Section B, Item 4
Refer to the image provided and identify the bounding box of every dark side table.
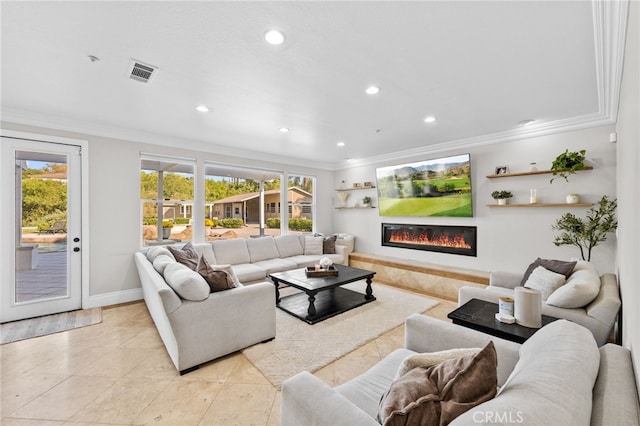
[447,298,559,344]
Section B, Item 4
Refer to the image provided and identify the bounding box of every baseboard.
[84,288,143,309]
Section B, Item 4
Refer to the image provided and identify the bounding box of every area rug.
[0,308,102,344]
[242,283,438,388]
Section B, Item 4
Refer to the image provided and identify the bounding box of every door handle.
[73,247,80,252]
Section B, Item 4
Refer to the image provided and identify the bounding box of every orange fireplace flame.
[389,229,472,249]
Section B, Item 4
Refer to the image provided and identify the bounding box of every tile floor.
[0,294,457,426]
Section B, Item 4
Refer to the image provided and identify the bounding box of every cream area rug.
[242,282,438,388]
[0,308,102,344]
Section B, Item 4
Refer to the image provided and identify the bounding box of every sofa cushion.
[152,254,175,275]
[379,341,497,426]
[212,238,251,265]
[192,243,217,265]
[274,235,304,258]
[168,242,200,270]
[304,235,323,255]
[197,257,238,292]
[523,266,566,301]
[520,258,576,286]
[546,261,600,308]
[246,237,280,262]
[452,320,600,426]
[231,263,267,283]
[146,246,175,263]
[253,258,298,275]
[163,262,210,301]
[323,235,337,254]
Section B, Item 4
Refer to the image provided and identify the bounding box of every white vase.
[566,194,580,204]
[497,198,507,205]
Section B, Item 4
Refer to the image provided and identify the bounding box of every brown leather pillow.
[323,235,337,254]
[167,242,199,271]
[197,256,237,292]
[378,341,497,426]
[520,258,577,285]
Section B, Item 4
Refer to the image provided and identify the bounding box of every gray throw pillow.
[520,258,576,286]
[197,256,238,292]
[323,235,337,254]
[168,242,199,270]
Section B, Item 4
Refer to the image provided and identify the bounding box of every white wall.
[616,0,640,386]
[333,124,617,274]
[0,122,334,304]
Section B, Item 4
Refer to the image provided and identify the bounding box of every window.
[140,155,194,246]
[287,174,315,233]
[204,162,283,240]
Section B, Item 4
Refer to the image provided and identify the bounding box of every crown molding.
[1,108,336,171]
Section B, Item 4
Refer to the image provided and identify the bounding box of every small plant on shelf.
[550,149,586,183]
[362,196,372,207]
[491,190,513,205]
[552,195,617,261]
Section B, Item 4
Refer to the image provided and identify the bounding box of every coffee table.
[447,298,560,344]
[269,264,376,324]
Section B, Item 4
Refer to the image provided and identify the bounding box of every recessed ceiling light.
[519,119,536,126]
[280,127,289,133]
[337,141,345,147]
[424,116,437,123]
[196,105,209,113]
[366,86,380,95]
[265,29,285,45]
[88,55,100,63]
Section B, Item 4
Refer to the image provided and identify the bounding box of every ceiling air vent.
[127,60,157,84]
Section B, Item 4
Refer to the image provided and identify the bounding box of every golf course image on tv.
[375,153,473,217]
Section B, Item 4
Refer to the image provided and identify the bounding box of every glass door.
[1,137,82,322]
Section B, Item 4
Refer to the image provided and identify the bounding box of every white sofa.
[134,234,354,373]
[282,314,640,426]
[458,270,620,346]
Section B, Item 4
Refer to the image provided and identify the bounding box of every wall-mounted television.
[375,153,473,217]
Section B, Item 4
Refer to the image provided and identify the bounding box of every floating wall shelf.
[486,166,593,179]
[486,203,593,208]
[335,186,376,191]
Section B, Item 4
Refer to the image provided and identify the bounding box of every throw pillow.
[197,257,238,292]
[520,258,576,285]
[323,235,337,254]
[304,235,323,255]
[163,262,210,301]
[146,246,175,263]
[168,242,199,270]
[152,254,175,276]
[378,341,498,426]
[523,266,567,301]
[395,347,481,379]
[546,263,600,308]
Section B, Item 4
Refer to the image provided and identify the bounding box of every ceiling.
[0,1,626,170]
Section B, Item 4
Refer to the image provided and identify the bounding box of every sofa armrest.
[281,371,378,426]
[404,314,521,386]
[586,273,621,327]
[489,271,523,289]
[591,344,640,425]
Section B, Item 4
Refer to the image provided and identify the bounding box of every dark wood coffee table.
[447,298,560,344]
[269,264,376,324]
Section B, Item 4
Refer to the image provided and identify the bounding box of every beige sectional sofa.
[134,234,354,373]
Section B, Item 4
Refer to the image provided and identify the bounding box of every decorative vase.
[497,198,507,205]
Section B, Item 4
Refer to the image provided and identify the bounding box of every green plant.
[162,220,174,228]
[491,190,513,199]
[266,218,280,228]
[362,196,372,204]
[219,218,243,228]
[550,149,586,183]
[174,217,190,225]
[288,218,313,231]
[552,195,617,261]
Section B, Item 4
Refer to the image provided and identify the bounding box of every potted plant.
[491,190,513,205]
[552,195,617,261]
[362,196,372,207]
[162,220,174,239]
[550,149,587,183]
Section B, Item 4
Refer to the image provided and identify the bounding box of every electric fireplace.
[381,223,477,257]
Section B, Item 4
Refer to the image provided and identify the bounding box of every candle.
[529,188,537,204]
